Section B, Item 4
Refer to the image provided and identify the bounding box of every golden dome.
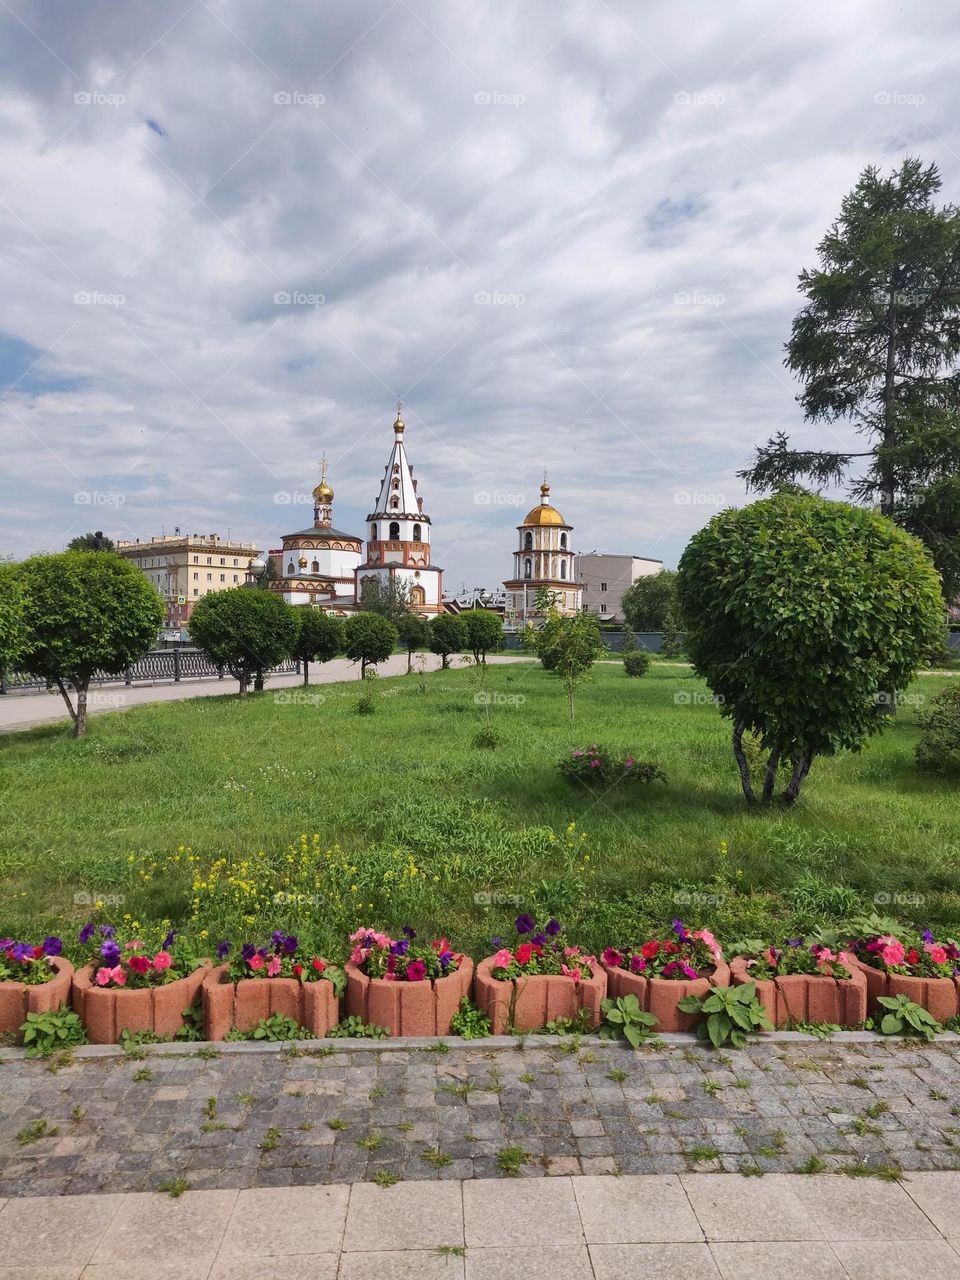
[313,480,334,503]
[393,406,405,434]
[298,555,308,568]
[522,503,566,526]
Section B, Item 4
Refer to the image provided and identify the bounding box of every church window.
[371,524,377,540]
[523,558,532,579]
[410,585,425,605]
[389,521,400,539]
[560,561,567,580]
[287,562,294,574]
[311,560,319,573]
[524,531,533,550]
[390,496,399,509]
[413,523,422,542]
[560,533,567,549]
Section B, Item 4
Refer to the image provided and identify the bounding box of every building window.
[311,560,319,573]
[389,521,400,539]
[523,558,532,579]
[370,523,377,540]
[390,496,399,509]
[524,531,533,550]
[206,557,212,564]
[560,561,567,580]
[233,559,238,566]
[413,523,422,542]
[600,582,607,592]
[600,603,607,613]
[193,588,198,596]
[410,585,425,605]
[206,573,212,582]
[232,574,238,582]
[220,573,225,582]
[560,533,567,549]
[287,562,294,574]
[220,557,225,565]
[193,572,198,581]
[193,556,198,563]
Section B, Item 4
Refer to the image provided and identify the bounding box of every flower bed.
[201,933,343,1039]
[71,923,208,1043]
[558,744,667,788]
[729,941,867,1027]
[0,937,73,1036]
[344,928,473,1036]
[847,928,960,1021]
[473,916,606,1033]
[600,922,729,1032]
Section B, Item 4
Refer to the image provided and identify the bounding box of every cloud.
[1,0,959,588]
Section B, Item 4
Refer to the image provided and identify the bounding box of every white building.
[268,459,363,611]
[502,479,582,627]
[579,553,663,622]
[355,406,443,614]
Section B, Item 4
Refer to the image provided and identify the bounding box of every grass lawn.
[1,661,958,958]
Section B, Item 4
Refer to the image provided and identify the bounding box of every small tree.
[676,493,944,806]
[291,607,343,685]
[0,561,27,678]
[344,612,397,678]
[531,608,605,719]
[621,570,676,632]
[188,588,297,696]
[915,683,960,776]
[428,614,467,669]
[620,623,637,654]
[359,576,412,625]
[67,530,115,552]
[463,609,503,665]
[395,612,430,674]
[15,551,164,736]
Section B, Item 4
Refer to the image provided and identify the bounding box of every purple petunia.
[42,936,63,957]
[162,930,175,950]
[390,939,409,957]
[283,935,298,955]
[490,937,502,948]
[922,928,935,944]
[217,941,231,961]
[241,943,256,962]
[79,923,95,944]
[515,914,535,935]
[271,930,285,947]
[545,919,561,936]
[402,926,417,940]
[11,943,32,962]
[100,941,121,965]
[99,925,116,939]
[532,933,547,947]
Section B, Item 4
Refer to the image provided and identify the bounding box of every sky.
[2,0,959,592]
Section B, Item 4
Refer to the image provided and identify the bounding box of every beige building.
[116,533,261,628]
[579,553,663,622]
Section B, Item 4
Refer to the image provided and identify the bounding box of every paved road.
[0,654,533,733]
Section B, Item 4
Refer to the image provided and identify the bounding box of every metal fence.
[0,649,300,694]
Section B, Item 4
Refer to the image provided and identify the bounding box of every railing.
[0,649,300,694]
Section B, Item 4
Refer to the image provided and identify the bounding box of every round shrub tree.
[0,561,27,678]
[188,587,297,696]
[16,551,164,736]
[676,493,944,805]
[428,613,467,669]
[395,612,429,674]
[463,609,503,665]
[915,683,960,776]
[343,611,397,678]
[292,607,343,685]
[623,649,650,678]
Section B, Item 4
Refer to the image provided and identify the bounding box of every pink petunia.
[95,966,113,986]
[926,943,948,966]
[267,955,282,977]
[110,966,126,986]
[561,964,582,982]
[153,951,172,971]
[248,954,264,971]
[877,936,905,967]
[493,949,512,969]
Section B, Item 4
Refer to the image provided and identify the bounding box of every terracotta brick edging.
[344,958,474,1036]
[729,955,867,1028]
[600,960,731,1033]
[201,964,340,1040]
[846,954,960,1022]
[0,957,74,1036]
[72,961,209,1044]
[473,956,607,1034]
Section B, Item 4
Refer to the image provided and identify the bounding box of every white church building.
[268,406,442,615]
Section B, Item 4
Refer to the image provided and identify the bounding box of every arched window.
[524,531,533,550]
[560,560,567,580]
[390,496,399,509]
[389,521,400,540]
[410,585,425,605]
[523,558,532,580]
[370,524,377,541]
[560,532,567,550]
[413,523,422,542]
[311,560,319,573]
[287,562,294,574]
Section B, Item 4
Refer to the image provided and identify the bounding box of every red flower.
[292,963,303,978]
[406,959,427,982]
[906,949,920,966]
[516,943,533,966]
[32,946,43,959]
[312,957,326,972]
[641,940,660,959]
[128,954,151,974]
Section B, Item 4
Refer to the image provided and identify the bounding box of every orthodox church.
[502,478,582,624]
[268,406,442,615]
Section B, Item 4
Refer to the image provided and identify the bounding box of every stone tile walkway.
[3,1172,960,1278]
[2,1037,960,1198]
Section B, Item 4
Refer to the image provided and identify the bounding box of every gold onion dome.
[313,479,334,502]
[393,405,405,434]
[522,479,566,526]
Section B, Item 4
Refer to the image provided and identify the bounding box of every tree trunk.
[302,660,309,686]
[238,673,248,696]
[568,685,575,720]
[761,744,781,803]
[54,677,79,729]
[441,654,449,669]
[880,291,897,518]
[782,749,813,806]
[75,682,89,738]
[732,720,755,804]
[360,658,367,679]
[254,668,264,692]
[406,648,412,675]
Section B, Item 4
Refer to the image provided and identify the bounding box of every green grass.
[1,663,959,950]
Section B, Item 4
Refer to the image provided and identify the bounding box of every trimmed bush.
[623,650,650,678]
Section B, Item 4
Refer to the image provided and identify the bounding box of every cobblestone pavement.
[2,1037,960,1198]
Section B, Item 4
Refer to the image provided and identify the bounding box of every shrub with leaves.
[870,994,942,1040]
[450,997,492,1039]
[599,994,658,1047]
[623,650,650,678]
[20,1008,89,1057]
[558,744,666,788]
[915,682,960,776]
[677,982,773,1048]
[327,1016,390,1039]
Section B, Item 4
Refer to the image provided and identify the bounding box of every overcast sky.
[1,0,958,591]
